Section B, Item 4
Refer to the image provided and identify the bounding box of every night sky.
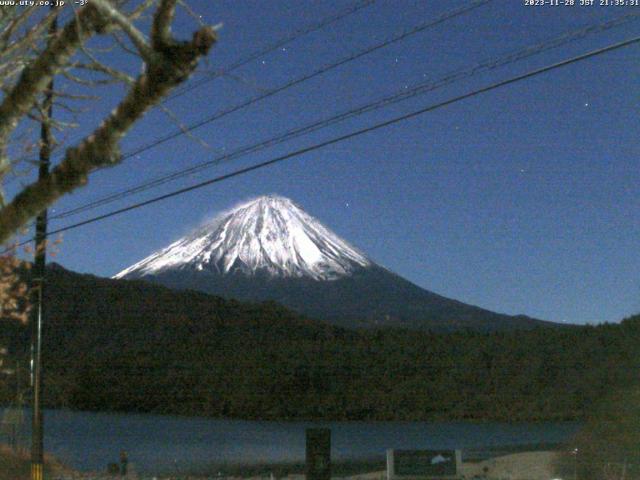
[9,0,640,325]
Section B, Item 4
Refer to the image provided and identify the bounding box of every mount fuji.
[115,195,552,331]
[116,195,370,282]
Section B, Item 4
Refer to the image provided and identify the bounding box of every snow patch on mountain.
[114,195,371,281]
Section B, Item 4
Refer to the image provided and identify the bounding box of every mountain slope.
[115,195,554,332]
[143,265,549,331]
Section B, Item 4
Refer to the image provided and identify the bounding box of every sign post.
[306,428,331,480]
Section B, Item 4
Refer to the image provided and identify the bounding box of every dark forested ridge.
[0,264,637,422]
[138,264,554,332]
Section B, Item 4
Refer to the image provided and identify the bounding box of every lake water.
[1,409,581,475]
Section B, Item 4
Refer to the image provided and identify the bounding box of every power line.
[50,11,640,220]
[11,0,488,192]
[165,0,377,101]
[46,0,492,219]
[66,0,493,170]
[8,0,375,173]
[5,34,632,251]
[45,0,495,220]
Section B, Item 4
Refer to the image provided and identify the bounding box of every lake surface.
[1,409,581,475]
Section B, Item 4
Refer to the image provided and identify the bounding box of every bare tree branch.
[92,0,154,62]
[151,0,177,48]
[71,61,135,85]
[0,20,217,244]
[0,6,36,51]
[178,0,206,27]
[0,8,58,61]
[112,30,143,58]
[61,69,122,87]
[0,5,112,173]
[50,90,100,101]
[128,0,157,21]
[158,103,213,152]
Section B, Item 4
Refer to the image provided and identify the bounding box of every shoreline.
[0,443,565,480]
[0,434,571,478]
[5,405,583,424]
[0,403,585,425]
[45,452,562,480]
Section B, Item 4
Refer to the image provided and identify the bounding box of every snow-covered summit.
[114,195,371,281]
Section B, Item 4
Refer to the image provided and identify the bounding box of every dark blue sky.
[13,0,640,325]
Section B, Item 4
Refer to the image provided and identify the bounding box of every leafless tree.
[0,0,217,245]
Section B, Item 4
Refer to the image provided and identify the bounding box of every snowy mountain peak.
[114,195,371,281]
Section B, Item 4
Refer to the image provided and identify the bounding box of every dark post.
[305,428,331,480]
[14,359,21,452]
[31,7,57,480]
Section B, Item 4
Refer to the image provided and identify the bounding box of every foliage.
[0,254,30,324]
[556,385,640,480]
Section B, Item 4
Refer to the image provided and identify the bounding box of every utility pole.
[31,6,57,480]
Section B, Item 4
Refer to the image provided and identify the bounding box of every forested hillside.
[0,265,637,421]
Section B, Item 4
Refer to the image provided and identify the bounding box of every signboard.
[387,449,461,479]
[306,428,331,480]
